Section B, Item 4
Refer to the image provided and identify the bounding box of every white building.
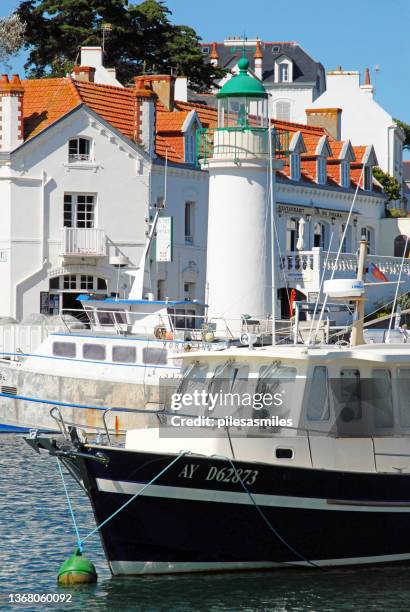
[0,64,208,321]
[201,38,325,123]
[308,68,405,182]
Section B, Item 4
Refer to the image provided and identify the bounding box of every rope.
[80,451,187,546]
[215,454,321,570]
[56,458,83,553]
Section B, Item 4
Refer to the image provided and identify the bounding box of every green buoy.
[57,549,97,585]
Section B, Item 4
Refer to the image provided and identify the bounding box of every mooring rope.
[213,454,321,570]
[56,450,187,551]
[56,458,83,553]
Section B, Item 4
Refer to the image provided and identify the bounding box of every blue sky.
[2,0,410,122]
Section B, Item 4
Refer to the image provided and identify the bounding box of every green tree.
[16,0,224,89]
[372,166,401,202]
[394,118,410,150]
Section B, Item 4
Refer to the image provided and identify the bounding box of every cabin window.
[372,369,393,428]
[68,137,91,162]
[178,362,209,398]
[253,363,297,425]
[336,369,362,422]
[142,347,168,365]
[83,343,106,361]
[307,366,329,421]
[397,369,410,427]
[52,342,76,358]
[97,311,115,326]
[207,362,250,415]
[112,346,136,363]
[114,311,127,325]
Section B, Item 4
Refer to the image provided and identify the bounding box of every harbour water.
[1,434,410,611]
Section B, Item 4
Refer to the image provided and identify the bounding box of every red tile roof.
[17,75,382,194]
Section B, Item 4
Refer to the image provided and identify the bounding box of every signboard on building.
[156,216,173,262]
[277,203,348,220]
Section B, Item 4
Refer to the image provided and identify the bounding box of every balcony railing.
[280,248,410,292]
[68,154,92,163]
[61,227,106,257]
[196,127,290,164]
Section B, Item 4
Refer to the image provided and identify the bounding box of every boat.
[24,237,410,574]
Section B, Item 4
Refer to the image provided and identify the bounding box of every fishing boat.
[24,237,410,574]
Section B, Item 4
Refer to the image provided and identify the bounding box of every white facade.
[0,106,208,320]
[309,71,405,181]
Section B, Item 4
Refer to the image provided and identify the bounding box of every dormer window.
[279,63,289,82]
[184,133,195,164]
[317,157,327,184]
[340,161,350,188]
[363,165,372,191]
[68,137,91,162]
[290,153,300,181]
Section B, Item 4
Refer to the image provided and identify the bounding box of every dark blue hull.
[79,446,410,575]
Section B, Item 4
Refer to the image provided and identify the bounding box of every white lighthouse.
[199,56,283,335]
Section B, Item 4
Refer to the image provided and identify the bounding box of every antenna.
[373,64,380,96]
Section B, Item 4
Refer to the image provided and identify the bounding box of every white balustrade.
[61,227,106,257]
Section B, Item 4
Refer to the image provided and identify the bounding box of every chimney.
[175,76,188,102]
[80,47,103,68]
[73,65,96,83]
[210,42,219,67]
[254,40,263,80]
[360,67,374,95]
[133,77,157,155]
[144,75,174,111]
[306,108,342,140]
[0,74,24,151]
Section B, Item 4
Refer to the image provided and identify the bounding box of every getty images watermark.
[167,389,293,430]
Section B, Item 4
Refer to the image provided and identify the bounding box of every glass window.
[364,165,372,191]
[372,369,393,428]
[49,277,60,290]
[63,275,76,290]
[97,311,115,326]
[317,157,327,184]
[253,363,297,422]
[185,133,195,164]
[185,202,194,243]
[63,194,95,228]
[286,218,298,251]
[112,346,136,363]
[307,366,330,421]
[275,101,290,121]
[97,278,107,291]
[397,369,410,427]
[68,137,91,162]
[290,154,300,181]
[336,369,362,422]
[83,343,106,361]
[314,223,325,249]
[142,347,167,365]
[279,63,289,82]
[341,161,350,188]
[114,311,127,325]
[52,342,76,358]
[80,275,94,290]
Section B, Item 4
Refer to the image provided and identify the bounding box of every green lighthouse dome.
[216,56,267,99]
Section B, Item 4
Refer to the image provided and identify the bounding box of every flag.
[370,263,388,282]
[289,288,297,316]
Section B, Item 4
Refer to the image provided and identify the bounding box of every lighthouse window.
[372,369,393,428]
[307,366,329,421]
[112,346,136,363]
[52,342,76,358]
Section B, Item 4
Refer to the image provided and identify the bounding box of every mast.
[350,238,367,347]
[268,110,276,345]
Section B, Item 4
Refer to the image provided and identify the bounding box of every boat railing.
[55,308,292,344]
